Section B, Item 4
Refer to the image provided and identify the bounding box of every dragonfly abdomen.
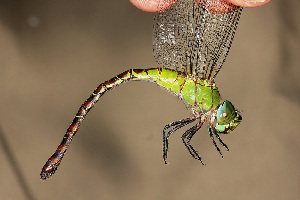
[41,68,183,179]
[40,68,220,180]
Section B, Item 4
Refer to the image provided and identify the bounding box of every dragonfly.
[41,0,243,180]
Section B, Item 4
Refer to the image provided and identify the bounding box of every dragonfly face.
[214,100,242,134]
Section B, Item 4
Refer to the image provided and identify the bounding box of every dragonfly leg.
[212,128,229,151]
[208,127,223,158]
[163,118,196,164]
[181,122,205,165]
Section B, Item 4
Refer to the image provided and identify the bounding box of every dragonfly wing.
[153,0,242,80]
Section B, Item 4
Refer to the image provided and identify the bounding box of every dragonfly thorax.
[179,76,221,113]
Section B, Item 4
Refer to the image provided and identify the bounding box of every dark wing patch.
[153,0,242,80]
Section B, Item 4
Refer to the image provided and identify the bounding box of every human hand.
[130,0,272,12]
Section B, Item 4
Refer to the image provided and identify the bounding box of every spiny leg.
[208,127,223,158]
[163,118,196,164]
[213,130,229,151]
[185,125,202,159]
[165,121,194,162]
[181,122,205,165]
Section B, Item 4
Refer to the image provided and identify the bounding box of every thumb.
[129,0,176,12]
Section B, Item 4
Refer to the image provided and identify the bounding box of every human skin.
[129,0,272,12]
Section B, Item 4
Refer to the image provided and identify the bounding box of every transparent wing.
[153,0,242,80]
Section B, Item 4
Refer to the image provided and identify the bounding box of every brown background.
[0,1,299,200]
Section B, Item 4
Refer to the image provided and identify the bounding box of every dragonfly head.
[214,100,242,134]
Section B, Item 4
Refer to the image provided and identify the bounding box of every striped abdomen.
[41,68,180,179]
[40,68,220,180]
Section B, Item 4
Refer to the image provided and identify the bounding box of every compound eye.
[217,100,236,125]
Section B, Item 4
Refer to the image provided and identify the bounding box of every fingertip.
[243,0,272,8]
[129,0,177,12]
[130,0,272,13]
[227,0,272,8]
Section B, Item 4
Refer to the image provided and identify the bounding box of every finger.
[129,0,177,12]
[227,0,272,8]
[130,0,272,12]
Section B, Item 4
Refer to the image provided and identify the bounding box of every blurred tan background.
[0,1,299,200]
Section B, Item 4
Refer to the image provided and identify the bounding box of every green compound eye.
[217,100,236,125]
[215,100,242,134]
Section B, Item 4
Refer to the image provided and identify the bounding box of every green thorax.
[131,68,220,112]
